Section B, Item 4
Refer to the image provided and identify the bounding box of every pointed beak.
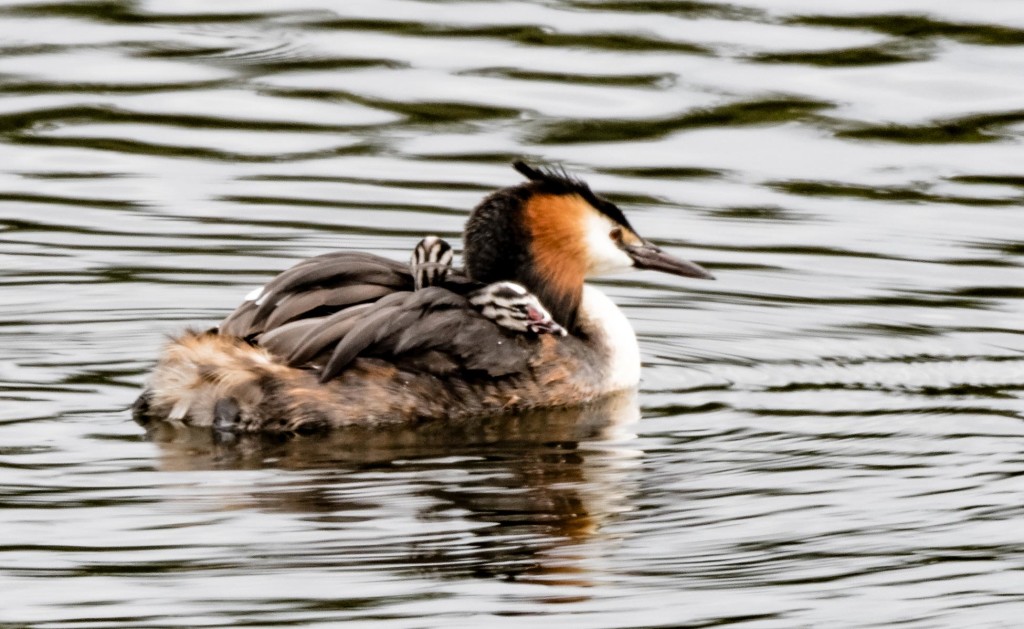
[529,319,568,336]
[625,240,714,280]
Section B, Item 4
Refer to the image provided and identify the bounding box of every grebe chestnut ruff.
[133,162,713,433]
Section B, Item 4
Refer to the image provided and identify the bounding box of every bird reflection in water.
[143,390,643,589]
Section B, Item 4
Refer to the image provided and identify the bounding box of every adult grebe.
[133,162,713,433]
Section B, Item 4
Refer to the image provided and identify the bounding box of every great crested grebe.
[133,162,713,433]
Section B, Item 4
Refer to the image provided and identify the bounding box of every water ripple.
[0,0,1022,627]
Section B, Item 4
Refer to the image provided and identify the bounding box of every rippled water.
[2,1,1023,626]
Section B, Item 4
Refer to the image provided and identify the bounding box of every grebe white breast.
[133,162,713,433]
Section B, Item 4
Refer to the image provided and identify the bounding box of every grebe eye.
[609,227,623,243]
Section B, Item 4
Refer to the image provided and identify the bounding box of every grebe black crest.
[134,161,713,433]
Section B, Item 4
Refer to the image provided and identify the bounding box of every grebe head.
[470,282,567,336]
[410,236,454,290]
[463,161,713,330]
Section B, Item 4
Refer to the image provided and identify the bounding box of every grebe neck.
[577,285,640,391]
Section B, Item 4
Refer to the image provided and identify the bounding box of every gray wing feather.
[262,256,406,296]
[284,302,379,366]
[264,284,394,331]
[220,252,413,338]
[259,318,327,360]
[317,289,461,380]
[252,260,406,328]
[220,302,257,338]
[386,310,530,377]
[318,288,533,382]
[217,252,531,382]
[319,305,416,382]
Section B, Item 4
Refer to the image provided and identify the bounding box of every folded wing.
[218,252,534,381]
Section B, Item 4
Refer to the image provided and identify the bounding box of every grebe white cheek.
[583,212,634,276]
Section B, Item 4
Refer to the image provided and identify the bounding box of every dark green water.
[1,1,1022,627]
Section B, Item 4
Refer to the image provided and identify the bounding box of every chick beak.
[529,320,567,336]
[625,240,714,280]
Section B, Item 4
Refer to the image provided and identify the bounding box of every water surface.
[1,1,1023,627]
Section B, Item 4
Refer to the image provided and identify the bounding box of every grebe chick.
[412,235,565,336]
[134,161,713,433]
[410,235,454,291]
[469,281,566,337]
